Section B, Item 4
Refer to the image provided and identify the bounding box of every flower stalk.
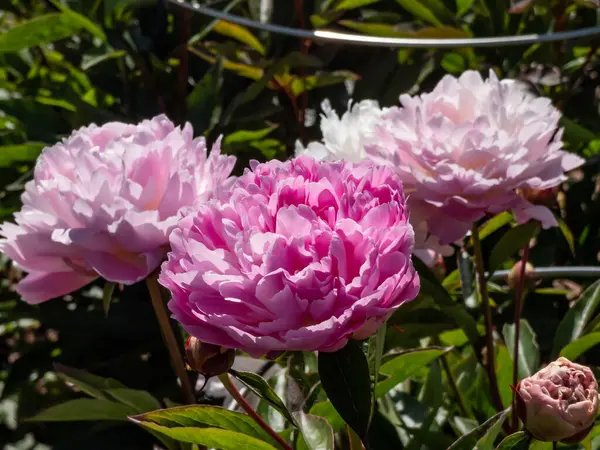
[218,373,293,450]
[471,224,504,413]
[512,243,531,430]
[146,273,196,405]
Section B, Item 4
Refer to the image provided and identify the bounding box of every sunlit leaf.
[553,280,600,357]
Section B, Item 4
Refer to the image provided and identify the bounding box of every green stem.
[146,274,196,405]
[440,353,469,417]
[218,373,293,450]
[512,243,530,431]
[471,224,504,414]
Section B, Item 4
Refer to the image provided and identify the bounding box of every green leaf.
[186,60,223,135]
[553,280,600,357]
[131,422,278,450]
[560,116,597,149]
[130,405,277,445]
[213,21,265,55]
[26,398,137,422]
[473,212,513,244]
[394,0,453,26]
[49,0,107,41]
[308,402,345,433]
[293,412,334,450]
[105,388,162,413]
[456,0,476,15]
[488,222,539,275]
[223,127,276,145]
[0,14,84,53]
[557,217,576,255]
[376,347,450,397]
[54,363,126,400]
[318,341,371,440]
[495,432,531,449]
[229,370,295,425]
[447,408,510,449]
[335,0,381,10]
[502,320,539,380]
[0,143,46,167]
[560,331,600,360]
[338,21,411,37]
[103,282,115,317]
[81,50,126,71]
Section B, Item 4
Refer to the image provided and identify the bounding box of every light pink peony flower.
[0,115,236,304]
[160,156,419,356]
[367,70,585,244]
[517,357,599,443]
[296,99,452,265]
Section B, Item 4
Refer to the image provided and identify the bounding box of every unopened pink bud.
[516,357,599,443]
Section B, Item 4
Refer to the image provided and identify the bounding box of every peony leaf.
[104,388,162,414]
[129,405,277,445]
[0,143,46,167]
[293,411,334,450]
[376,347,451,397]
[103,281,115,317]
[488,221,540,275]
[309,402,345,433]
[495,431,530,449]
[560,332,600,361]
[447,408,510,449]
[54,363,126,400]
[0,13,84,53]
[552,279,600,357]
[212,21,265,55]
[394,0,454,26]
[334,0,381,10]
[318,340,371,441]
[130,422,278,450]
[503,319,539,380]
[229,370,295,425]
[26,398,138,422]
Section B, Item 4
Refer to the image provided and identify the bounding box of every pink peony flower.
[367,70,585,244]
[517,357,599,443]
[160,156,419,356]
[0,115,236,304]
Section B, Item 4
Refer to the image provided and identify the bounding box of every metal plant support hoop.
[170,0,600,281]
[169,0,600,48]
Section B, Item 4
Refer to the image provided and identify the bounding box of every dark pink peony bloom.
[160,156,419,356]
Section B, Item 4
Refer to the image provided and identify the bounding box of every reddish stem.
[218,374,293,450]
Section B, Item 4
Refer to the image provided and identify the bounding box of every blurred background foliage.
[1,0,600,449]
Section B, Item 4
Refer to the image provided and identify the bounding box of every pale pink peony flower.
[296,99,452,265]
[160,156,419,356]
[0,115,236,304]
[517,357,599,443]
[367,70,585,244]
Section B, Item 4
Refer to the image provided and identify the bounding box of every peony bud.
[516,187,559,208]
[185,336,235,378]
[507,261,538,291]
[516,357,599,443]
